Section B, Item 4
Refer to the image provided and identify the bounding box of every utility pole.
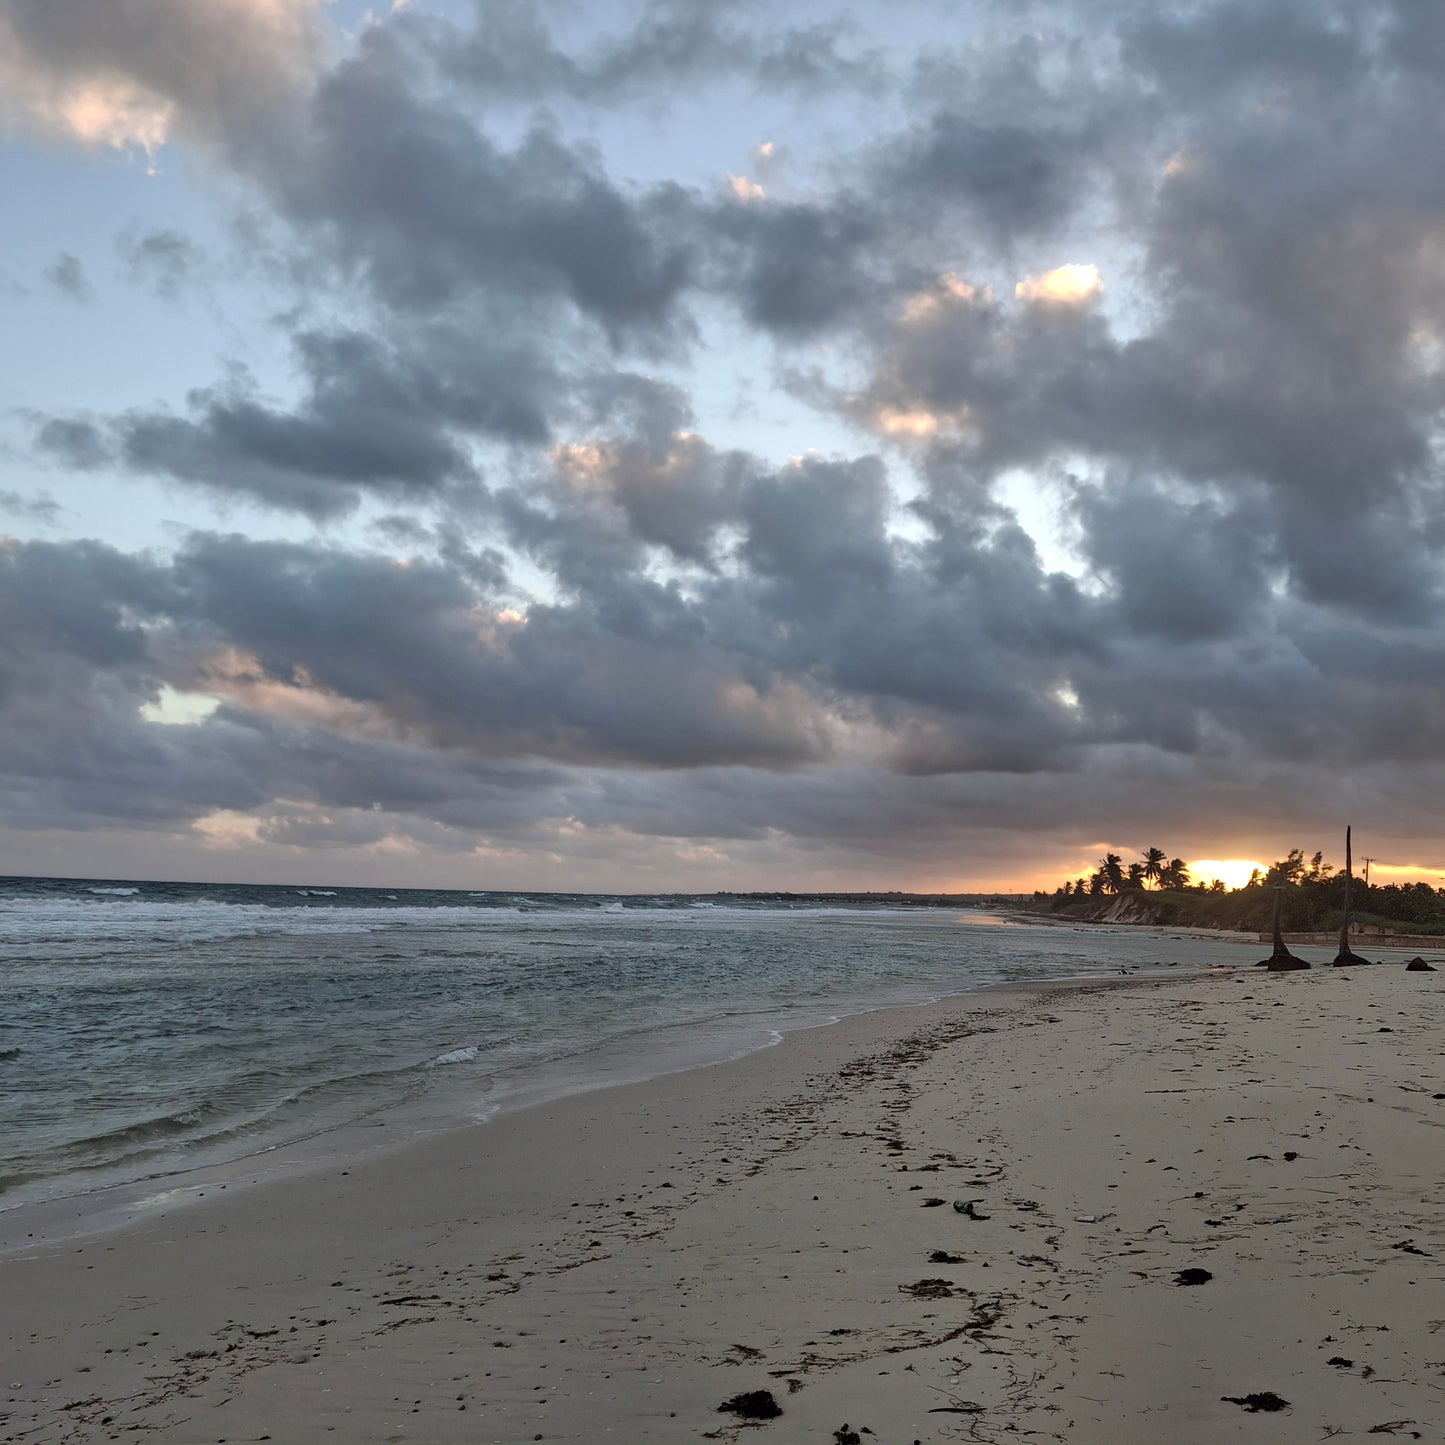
[1362,857,1374,889]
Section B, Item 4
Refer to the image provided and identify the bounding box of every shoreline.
[0,959,1225,1265]
[0,901,1260,1231]
[4,963,1441,1443]
[0,930,1251,1254]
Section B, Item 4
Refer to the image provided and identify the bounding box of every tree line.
[1056,846,1210,898]
[1043,844,1445,932]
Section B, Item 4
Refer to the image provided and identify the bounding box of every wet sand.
[3,964,1442,1443]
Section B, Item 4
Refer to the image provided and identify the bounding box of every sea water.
[0,875,1258,1214]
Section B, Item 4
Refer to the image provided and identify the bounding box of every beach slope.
[3,967,1442,1444]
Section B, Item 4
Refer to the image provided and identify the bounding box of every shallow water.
[0,875,1259,1210]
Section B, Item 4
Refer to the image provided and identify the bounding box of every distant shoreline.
[0,872,1033,905]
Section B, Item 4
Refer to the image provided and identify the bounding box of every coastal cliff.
[1043,890,1215,928]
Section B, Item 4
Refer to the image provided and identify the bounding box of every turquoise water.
[0,876,1258,1210]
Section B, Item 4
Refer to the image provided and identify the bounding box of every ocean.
[0,875,1258,1218]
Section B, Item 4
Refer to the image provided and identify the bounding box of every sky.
[5,0,1445,893]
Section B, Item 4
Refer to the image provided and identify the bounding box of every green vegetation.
[1032,845,1445,935]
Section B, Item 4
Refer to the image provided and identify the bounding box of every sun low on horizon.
[1045,855,1267,891]
[1189,859,1266,890]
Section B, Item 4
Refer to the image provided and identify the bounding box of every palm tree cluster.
[1058,847,1200,898]
[1039,838,1445,934]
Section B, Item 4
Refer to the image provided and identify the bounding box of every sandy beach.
[3,963,1442,1444]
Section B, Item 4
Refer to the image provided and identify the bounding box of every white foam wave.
[87,886,139,896]
[0,894,930,959]
[428,1046,479,1067]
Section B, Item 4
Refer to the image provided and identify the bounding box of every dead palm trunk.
[1331,824,1372,966]
[1263,884,1308,970]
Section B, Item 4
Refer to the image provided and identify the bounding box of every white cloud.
[139,686,221,727]
[1015,263,1104,306]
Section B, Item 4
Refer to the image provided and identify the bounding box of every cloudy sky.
[4,0,1445,892]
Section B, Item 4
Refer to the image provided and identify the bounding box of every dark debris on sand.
[1175,1268,1213,1286]
[718,1389,783,1420]
[899,1278,958,1299]
[1222,1392,1290,1412]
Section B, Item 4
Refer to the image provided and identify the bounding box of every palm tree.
[1126,861,1145,887]
[1142,847,1167,888]
[1098,853,1125,894]
[1160,858,1190,890]
[1266,849,1306,886]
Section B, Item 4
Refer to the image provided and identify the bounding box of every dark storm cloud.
[494,379,747,573]
[264,26,696,335]
[7,503,1445,864]
[883,114,1093,244]
[0,538,175,672]
[16,0,1445,874]
[163,531,830,770]
[715,458,1101,774]
[1121,1,1365,103]
[1070,479,1275,644]
[494,434,1096,772]
[708,195,890,336]
[34,325,557,518]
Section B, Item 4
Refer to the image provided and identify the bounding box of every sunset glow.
[1190,859,1266,890]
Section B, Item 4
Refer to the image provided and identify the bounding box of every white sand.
[3,965,1442,1443]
